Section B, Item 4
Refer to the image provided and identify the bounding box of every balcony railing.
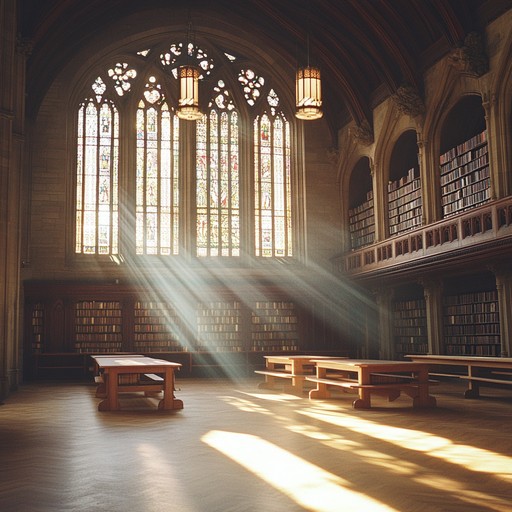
[334,197,512,277]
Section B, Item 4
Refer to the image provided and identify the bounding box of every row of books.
[387,167,418,191]
[135,316,179,325]
[252,316,297,324]
[443,291,498,305]
[389,196,422,217]
[134,333,181,342]
[198,309,241,317]
[395,343,428,353]
[445,344,499,356]
[444,312,499,324]
[442,177,490,204]
[349,216,375,231]
[439,131,487,164]
[389,206,422,223]
[393,298,426,310]
[76,325,122,333]
[440,154,489,186]
[252,323,297,332]
[388,178,421,203]
[442,189,491,216]
[134,324,179,332]
[441,167,490,194]
[198,317,241,325]
[349,205,374,224]
[440,144,488,173]
[76,309,122,317]
[389,215,422,235]
[76,301,121,309]
[134,301,174,309]
[76,317,123,325]
[199,301,242,309]
[394,327,427,336]
[444,323,500,335]
[252,331,298,340]
[350,232,375,249]
[196,334,243,342]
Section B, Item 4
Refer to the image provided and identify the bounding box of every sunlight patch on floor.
[299,407,512,483]
[202,430,398,512]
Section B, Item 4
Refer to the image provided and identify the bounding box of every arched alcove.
[347,157,374,249]
[439,95,489,218]
[440,95,486,154]
[389,130,419,182]
[387,130,422,236]
[349,157,372,209]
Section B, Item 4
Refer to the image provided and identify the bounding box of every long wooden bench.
[306,359,437,409]
[255,355,338,394]
[95,372,164,398]
[405,355,512,398]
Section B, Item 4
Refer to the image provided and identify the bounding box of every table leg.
[157,368,183,411]
[352,367,371,409]
[309,366,330,399]
[98,371,120,411]
[412,366,437,407]
[464,365,481,398]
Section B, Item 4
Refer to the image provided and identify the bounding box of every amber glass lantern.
[295,66,322,120]
[177,65,202,121]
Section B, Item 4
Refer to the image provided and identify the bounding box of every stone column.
[420,278,444,355]
[373,287,395,360]
[0,0,27,399]
[493,267,512,357]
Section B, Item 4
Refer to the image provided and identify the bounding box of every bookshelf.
[251,301,299,352]
[388,167,422,236]
[23,281,341,380]
[348,190,375,249]
[134,300,184,352]
[442,290,500,356]
[30,302,44,352]
[74,300,123,353]
[440,131,490,217]
[392,298,428,359]
[196,300,243,352]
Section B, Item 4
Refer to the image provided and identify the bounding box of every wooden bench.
[307,359,437,409]
[255,355,338,394]
[405,355,512,398]
[95,372,164,398]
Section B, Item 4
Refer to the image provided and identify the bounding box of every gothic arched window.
[75,77,119,255]
[74,42,298,262]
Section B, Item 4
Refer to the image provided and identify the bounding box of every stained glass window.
[76,80,119,255]
[196,108,240,256]
[254,112,292,257]
[75,42,298,262]
[136,76,180,255]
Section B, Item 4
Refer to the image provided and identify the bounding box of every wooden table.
[92,355,183,411]
[255,355,337,394]
[405,354,512,398]
[306,359,437,409]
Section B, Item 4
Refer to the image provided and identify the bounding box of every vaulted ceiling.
[19,0,512,139]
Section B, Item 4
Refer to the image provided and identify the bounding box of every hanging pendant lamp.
[177,62,202,120]
[177,18,203,121]
[295,65,322,120]
[295,32,322,120]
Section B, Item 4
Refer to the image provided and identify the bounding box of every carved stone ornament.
[326,146,339,164]
[392,84,425,118]
[448,32,488,77]
[349,119,374,146]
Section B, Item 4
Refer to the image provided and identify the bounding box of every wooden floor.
[1,377,512,512]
